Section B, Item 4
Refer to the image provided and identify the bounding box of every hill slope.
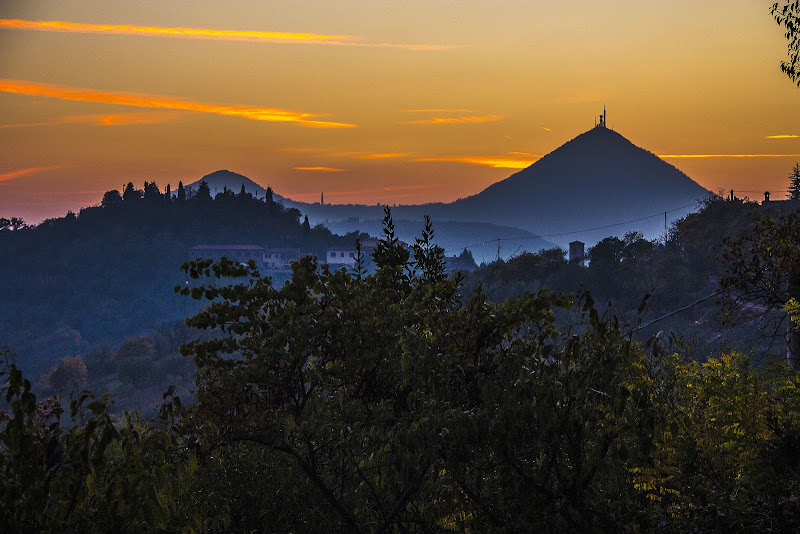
[0,189,342,377]
[442,126,709,242]
[185,169,273,199]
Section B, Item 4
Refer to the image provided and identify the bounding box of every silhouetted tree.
[265,186,274,203]
[143,181,161,201]
[122,182,142,202]
[412,215,446,284]
[771,1,800,86]
[101,190,123,209]
[372,206,411,279]
[176,181,186,203]
[194,180,212,203]
[0,217,26,231]
[789,162,800,200]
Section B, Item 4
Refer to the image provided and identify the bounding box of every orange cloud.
[69,111,186,126]
[401,114,504,125]
[0,19,351,43]
[0,165,60,182]
[416,155,541,169]
[271,149,411,160]
[658,154,800,158]
[403,109,473,113]
[0,111,185,128]
[0,19,455,50]
[293,166,349,172]
[358,152,411,159]
[764,134,799,139]
[0,79,357,128]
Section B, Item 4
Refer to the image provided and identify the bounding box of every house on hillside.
[263,248,302,271]
[190,245,264,265]
[326,248,357,268]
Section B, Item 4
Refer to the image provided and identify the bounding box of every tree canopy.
[772,1,800,86]
[4,211,800,530]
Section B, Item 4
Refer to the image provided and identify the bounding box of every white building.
[263,248,301,271]
[191,245,264,264]
[326,248,357,267]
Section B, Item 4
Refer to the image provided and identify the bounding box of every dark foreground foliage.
[3,211,800,532]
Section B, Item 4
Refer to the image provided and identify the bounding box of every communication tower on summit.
[595,105,607,128]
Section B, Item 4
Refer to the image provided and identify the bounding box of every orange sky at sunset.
[1,1,799,223]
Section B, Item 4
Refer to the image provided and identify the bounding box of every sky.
[1,0,799,223]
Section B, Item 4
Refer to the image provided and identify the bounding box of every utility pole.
[665,211,668,247]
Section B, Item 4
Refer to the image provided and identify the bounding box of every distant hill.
[185,169,277,200]
[0,188,343,377]
[280,126,710,247]
[441,126,710,245]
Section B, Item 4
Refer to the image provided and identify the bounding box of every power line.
[537,202,699,238]
[625,291,719,337]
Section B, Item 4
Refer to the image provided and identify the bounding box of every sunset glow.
[416,155,542,169]
[0,19,351,43]
[1,2,799,223]
[0,79,357,128]
[401,114,504,125]
[293,167,349,172]
[0,19,455,50]
[0,166,60,182]
[658,154,800,159]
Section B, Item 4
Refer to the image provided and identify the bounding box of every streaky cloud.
[416,154,541,169]
[0,165,60,182]
[358,152,411,159]
[0,111,185,128]
[0,19,456,50]
[0,79,357,128]
[293,166,349,172]
[764,134,799,139]
[659,153,800,158]
[402,109,473,113]
[401,114,503,125]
